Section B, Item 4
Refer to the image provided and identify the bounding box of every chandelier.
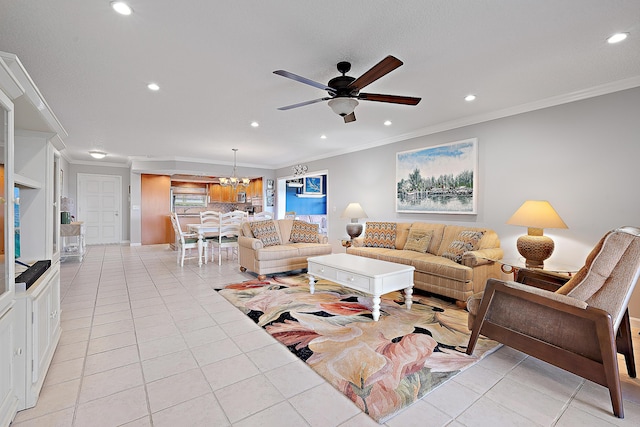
[219,149,250,189]
[292,164,308,177]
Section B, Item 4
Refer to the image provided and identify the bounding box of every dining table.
[187,223,220,266]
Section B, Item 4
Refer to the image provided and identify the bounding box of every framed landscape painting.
[396,138,478,214]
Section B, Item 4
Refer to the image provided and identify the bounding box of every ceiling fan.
[273,55,421,123]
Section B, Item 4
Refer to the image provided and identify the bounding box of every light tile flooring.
[10,244,640,426]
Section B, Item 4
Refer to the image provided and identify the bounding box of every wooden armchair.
[466,226,640,418]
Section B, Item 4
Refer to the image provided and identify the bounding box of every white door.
[77,174,122,245]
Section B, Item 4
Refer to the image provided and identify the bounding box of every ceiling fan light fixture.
[328,98,359,116]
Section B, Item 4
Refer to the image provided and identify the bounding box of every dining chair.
[251,211,273,221]
[170,212,206,266]
[210,211,243,265]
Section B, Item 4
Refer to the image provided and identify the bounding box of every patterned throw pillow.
[249,220,281,247]
[290,220,319,243]
[442,230,484,263]
[403,229,433,253]
[363,222,397,248]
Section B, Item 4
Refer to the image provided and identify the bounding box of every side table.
[61,222,85,262]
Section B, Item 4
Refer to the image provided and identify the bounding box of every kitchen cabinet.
[209,183,236,202]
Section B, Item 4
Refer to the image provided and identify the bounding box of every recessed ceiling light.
[465,94,476,102]
[147,83,160,91]
[320,135,327,139]
[250,121,259,127]
[111,1,133,15]
[89,150,107,159]
[607,32,629,44]
[384,120,392,126]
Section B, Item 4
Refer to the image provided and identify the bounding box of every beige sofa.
[347,222,503,302]
[239,219,332,279]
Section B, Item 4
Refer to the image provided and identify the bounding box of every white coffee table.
[307,253,415,321]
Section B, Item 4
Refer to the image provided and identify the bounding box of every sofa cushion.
[241,221,254,238]
[249,220,282,247]
[290,243,333,257]
[442,230,484,263]
[363,222,397,248]
[406,223,446,254]
[403,229,433,253]
[289,220,319,243]
[254,244,300,261]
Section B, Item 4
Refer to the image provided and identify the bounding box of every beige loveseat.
[239,219,332,279]
[347,222,503,302]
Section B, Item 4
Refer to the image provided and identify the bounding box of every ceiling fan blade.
[277,97,330,111]
[343,112,356,123]
[358,92,421,105]
[273,70,336,94]
[347,55,403,91]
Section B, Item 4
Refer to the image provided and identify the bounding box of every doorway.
[77,173,122,245]
[277,170,328,234]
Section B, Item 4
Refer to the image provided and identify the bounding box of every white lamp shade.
[507,200,568,230]
[328,98,359,116]
[341,203,368,221]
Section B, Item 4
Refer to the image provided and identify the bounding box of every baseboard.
[129,242,141,247]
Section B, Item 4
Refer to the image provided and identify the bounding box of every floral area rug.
[219,274,500,423]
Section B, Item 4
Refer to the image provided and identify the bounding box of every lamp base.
[346,223,363,240]
[516,234,555,268]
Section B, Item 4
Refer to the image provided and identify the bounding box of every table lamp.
[506,200,568,268]
[341,203,368,240]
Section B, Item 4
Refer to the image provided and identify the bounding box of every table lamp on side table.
[506,200,568,268]
[341,202,368,241]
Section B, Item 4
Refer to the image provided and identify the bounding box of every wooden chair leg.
[596,318,624,418]
[616,309,636,378]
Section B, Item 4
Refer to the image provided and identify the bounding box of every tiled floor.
[10,244,640,426]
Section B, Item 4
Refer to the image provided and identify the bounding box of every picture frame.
[396,138,478,214]
[303,176,323,195]
[266,196,274,207]
[267,179,274,190]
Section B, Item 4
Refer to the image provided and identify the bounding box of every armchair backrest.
[557,226,640,330]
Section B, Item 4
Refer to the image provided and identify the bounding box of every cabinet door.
[48,268,60,338]
[32,286,51,384]
[210,184,222,202]
[0,306,17,426]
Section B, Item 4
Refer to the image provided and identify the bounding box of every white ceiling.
[1,1,639,169]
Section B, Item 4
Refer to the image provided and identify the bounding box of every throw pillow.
[442,230,484,263]
[249,220,281,247]
[290,220,319,243]
[363,222,397,249]
[403,229,433,253]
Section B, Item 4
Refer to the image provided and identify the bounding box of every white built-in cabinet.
[0,51,66,425]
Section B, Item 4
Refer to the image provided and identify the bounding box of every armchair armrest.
[515,269,570,291]
[461,248,504,267]
[238,235,264,250]
[469,278,608,363]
